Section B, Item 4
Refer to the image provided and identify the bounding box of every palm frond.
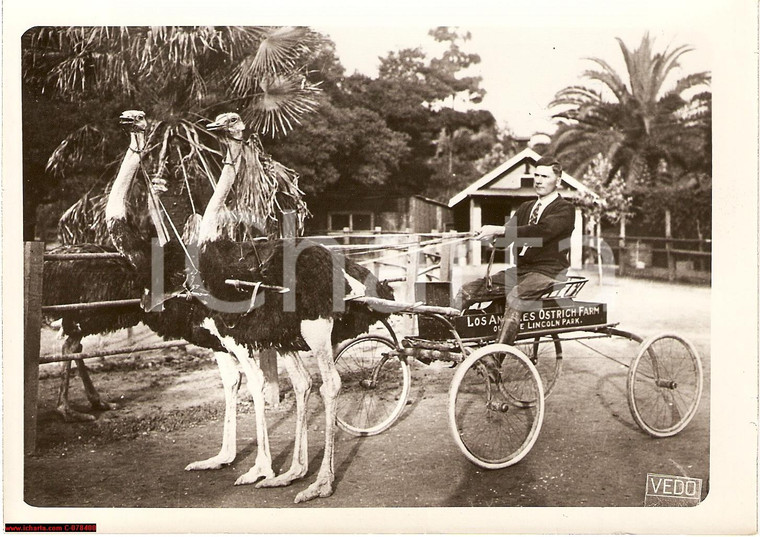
[228,26,315,96]
[46,124,107,176]
[243,72,321,136]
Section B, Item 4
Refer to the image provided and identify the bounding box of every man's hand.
[151,176,168,193]
[476,225,504,241]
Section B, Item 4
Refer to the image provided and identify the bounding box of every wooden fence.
[23,243,187,454]
[597,234,711,282]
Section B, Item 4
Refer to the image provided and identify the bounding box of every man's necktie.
[529,201,541,225]
[520,201,542,256]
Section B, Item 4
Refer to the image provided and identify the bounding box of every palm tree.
[23,26,321,239]
[549,33,710,186]
[549,34,711,279]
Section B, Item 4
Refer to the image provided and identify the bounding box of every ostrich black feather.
[198,237,394,352]
[42,243,144,339]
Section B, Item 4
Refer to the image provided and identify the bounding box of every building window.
[328,212,374,231]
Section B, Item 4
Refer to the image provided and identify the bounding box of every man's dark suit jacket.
[506,194,575,278]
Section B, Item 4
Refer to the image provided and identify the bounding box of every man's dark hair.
[535,156,562,178]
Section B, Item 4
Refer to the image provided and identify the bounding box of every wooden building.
[306,193,452,234]
[448,148,596,267]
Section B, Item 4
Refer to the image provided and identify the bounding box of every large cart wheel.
[627,333,703,437]
[516,335,562,399]
[448,344,545,469]
[334,335,411,436]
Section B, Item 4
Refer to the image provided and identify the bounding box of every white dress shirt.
[530,191,560,223]
[520,191,560,256]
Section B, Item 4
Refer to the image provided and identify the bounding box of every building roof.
[448,148,598,208]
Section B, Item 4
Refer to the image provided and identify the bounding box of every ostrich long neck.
[198,138,243,245]
[106,130,150,274]
[105,131,146,222]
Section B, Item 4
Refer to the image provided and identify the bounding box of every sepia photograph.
[3,0,757,534]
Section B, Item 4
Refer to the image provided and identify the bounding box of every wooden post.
[405,235,420,334]
[260,211,300,408]
[695,219,705,272]
[595,218,603,285]
[618,215,627,277]
[440,231,453,282]
[260,348,279,408]
[665,209,675,281]
[24,242,44,455]
[469,198,482,266]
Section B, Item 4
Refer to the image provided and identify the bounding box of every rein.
[137,155,200,275]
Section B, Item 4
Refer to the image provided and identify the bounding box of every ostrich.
[43,137,153,421]
[193,112,393,502]
[42,243,143,421]
[103,110,312,479]
[101,110,255,472]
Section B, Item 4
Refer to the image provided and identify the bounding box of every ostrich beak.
[207,120,224,131]
[119,114,135,126]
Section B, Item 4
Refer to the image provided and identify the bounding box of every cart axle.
[656,379,678,389]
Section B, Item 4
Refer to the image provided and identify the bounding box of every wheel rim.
[334,336,409,436]
[629,334,703,436]
[516,336,562,398]
[451,347,544,467]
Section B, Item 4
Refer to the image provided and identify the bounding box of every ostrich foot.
[185,454,235,471]
[56,405,96,423]
[234,464,275,485]
[90,400,116,411]
[256,465,308,489]
[294,476,334,503]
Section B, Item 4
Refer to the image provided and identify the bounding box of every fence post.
[618,216,627,277]
[260,212,301,408]
[260,348,279,408]
[405,235,420,334]
[24,241,44,455]
[440,231,453,282]
[665,209,675,281]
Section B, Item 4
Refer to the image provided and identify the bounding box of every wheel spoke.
[335,336,410,436]
[449,345,544,469]
[627,334,702,437]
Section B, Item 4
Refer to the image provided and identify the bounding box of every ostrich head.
[119,110,148,133]
[207,112,246,141]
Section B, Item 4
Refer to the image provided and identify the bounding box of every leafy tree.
[268,101,410,196]
[335,28,502,200]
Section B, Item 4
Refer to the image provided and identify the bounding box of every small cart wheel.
[516,335,563,399]
[334,335,410,436]
[448,344,545,469]
[627,333,703,437]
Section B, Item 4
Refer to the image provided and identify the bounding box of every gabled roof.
[448,148,597,208]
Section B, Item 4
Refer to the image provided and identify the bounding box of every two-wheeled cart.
[335,275,703,469]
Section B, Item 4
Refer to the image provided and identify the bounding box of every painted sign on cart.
[455,300,607,338]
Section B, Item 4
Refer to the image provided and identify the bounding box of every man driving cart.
[457,156,576,345]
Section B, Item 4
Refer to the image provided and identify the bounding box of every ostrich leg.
[257,351,312,489]
[185,352,242,470]
[294,318,339,503]
[232,350,277,484]
[76,357,114,411]
[56,337,96,422]
[200,318,276,483]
